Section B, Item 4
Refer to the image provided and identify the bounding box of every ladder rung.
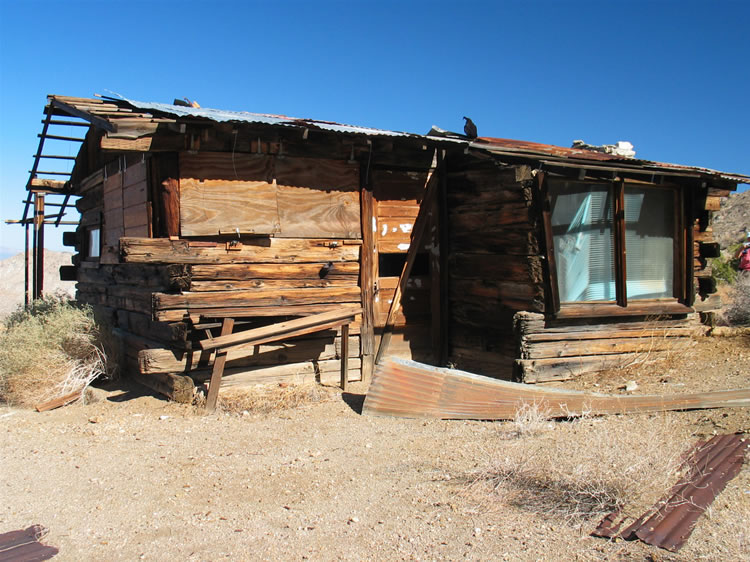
[38,134,85,142]
[34,154,77,160]
[45,119,90,127]
[31,171,72,176]
[22,200,67,207]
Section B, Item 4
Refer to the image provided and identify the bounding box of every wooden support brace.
[205,317,234,411]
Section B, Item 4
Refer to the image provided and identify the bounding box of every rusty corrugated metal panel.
[362,358,750,420]
[593,433,749,552]
[472,137,750,183]
[0,525,58,561]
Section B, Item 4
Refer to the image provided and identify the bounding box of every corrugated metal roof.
[121,97,427,139]
[47,95,749,183]
[472,136,750,183]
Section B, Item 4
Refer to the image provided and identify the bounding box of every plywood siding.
[179,152,360,238]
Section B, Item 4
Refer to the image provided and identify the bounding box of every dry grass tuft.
[0,297,109,407]
[218,382,337,414]
[467,412,691,527]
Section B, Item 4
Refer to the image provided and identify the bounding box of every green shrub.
[0,296,108,407]
[711,243,742,285]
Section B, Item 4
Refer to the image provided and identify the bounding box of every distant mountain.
[713,189,750,249]
[0,250,76,319]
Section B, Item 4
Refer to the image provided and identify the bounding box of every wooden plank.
[154,303,348,323]
[121,237,360,264]
[522,325,706,343]
[517,353,669,383]
[522,335,696,359]
[276,156,359,192]
[206,318,234,411]
[180,152,272,182]
[139,335,360,374]
[704,196,721,211]
[189,278,357,291]
[123,203,148,230]
[179,178,279,236]
[556,301,694,318]
[122,181,148,208]
[276,183,361,238]
[189,358,362,388]
[123,160,147,188]
[537,172,560,313]
[198,305,362,351]
[35,390,81,412]
[154,286,361,312]
[190,262,359,281]
[614,180,627,306]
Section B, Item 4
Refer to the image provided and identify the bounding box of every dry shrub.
[218,382,337,414]
[0,297,109,407]
[467,412,690,527]
[723,274,750,326]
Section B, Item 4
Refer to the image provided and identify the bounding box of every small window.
[87,227,100,259]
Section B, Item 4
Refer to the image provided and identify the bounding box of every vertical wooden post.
[36,193,45,300]
[613,180,627,307]
[359,157,376,383]
[24,221,30,307]
[436,150,449,365]
[205,318,235,412]
[340,323,349,391]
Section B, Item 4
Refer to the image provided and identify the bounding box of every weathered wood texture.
[121,237,360,264]
[445,160,541,379]
[514,311,707,382]
[179,152,360,238]
[101,159,149,263]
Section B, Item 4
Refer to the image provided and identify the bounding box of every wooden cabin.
[21,95,748,399]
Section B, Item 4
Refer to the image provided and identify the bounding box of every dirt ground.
[2,335,749,561]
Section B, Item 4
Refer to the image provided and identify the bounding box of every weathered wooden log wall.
[514,311,708,383]
[71,146,367,396]
[444,159,544,378]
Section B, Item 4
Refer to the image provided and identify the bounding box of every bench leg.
[340,323,349,391]
[206,318,235,411]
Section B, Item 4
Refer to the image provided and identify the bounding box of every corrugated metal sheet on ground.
[362,357,750,420]
[593,433,749,552]
[0,525,58,561]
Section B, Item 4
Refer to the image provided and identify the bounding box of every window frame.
[539,173,693,318]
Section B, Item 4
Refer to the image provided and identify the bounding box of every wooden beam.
[537,172,560,312]
[359,169,376,382]
[50,98,115,132]
[198,306,362,351]
[614,180,627,307]
[340,323,350,391]
[205,318,234,411]
[375,152,438,364]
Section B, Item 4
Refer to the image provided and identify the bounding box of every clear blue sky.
[1,0,748,254]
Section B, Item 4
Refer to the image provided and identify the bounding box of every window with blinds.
[548,180,677,305]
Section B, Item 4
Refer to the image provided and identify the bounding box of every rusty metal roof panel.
[472,137,750,183]
[0,525,58,560]
[362,358,750,420]
[594,433,749,552]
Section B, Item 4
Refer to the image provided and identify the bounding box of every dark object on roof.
[362,357,750,419]
[0,525,58,561]
[593,433,749,552]
[463,116,477,139]
[173,97,200,108]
